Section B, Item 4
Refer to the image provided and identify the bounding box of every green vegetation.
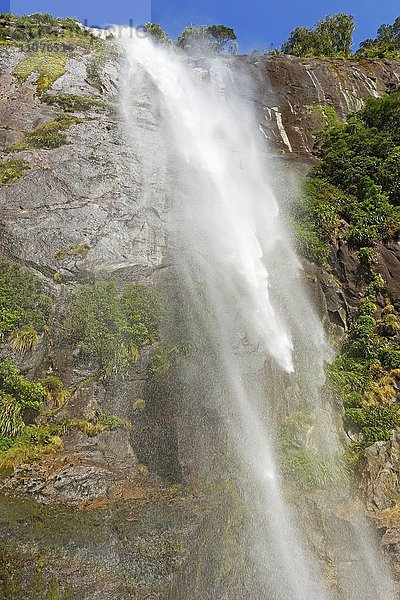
[40,93,103,112]
[278,411,346,490]
[0,361,46,428]
[280,447,344,491]
[0,362,128,473]
[144,23,172,46]
[289,177,343,264]
[0,259,51,348]
[9,326,39,354]
[357,17,400,58]
[0,262,146,472]
[11,115,83,151]
[55,244,91,260]
[307,104,341,129]
[282,13,354,57]
[57,410,131,438]
[328,279,400,463]
[38,375,70,409]
[62,281,163,378]
[0,261,69,474]
[177,24,237,54]
[0,361,57,475]
[0,424,62,477]
[13,52,66,94]
[0,13,96,51]
[291,90,400,263]
[0,159,31,187]
[149,342,191,376]
[0,545,73,599]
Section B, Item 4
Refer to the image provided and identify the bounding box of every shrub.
[329,287,400,460]
[38,376,69,407]
[1,13,96,51]
[357,247,376,267]
[102,413,131,431]
[278,410,313,450]
[295,93,400,252]
[0,394,24,437]
[62,281,163,378]
[57,412,131,437]
[0,360,45,411]
[0,424,62,476]
[288,177,343,264]
[0,361,46,447]
[149,343,189,376]
[10,325,39,353]
[0,259,51,344]
[177,24,237,55]
[345,404,400,446]
[379,347,400,370]
[122,284,163,347]
[376,313,400,337]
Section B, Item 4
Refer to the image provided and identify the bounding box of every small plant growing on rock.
[10,325,39,354]
[0,394,24,437]
[55,244,90,261]
[11,115,83,151]
[0,159,31,186]
[40,93,103,112]
[39,375,70,408]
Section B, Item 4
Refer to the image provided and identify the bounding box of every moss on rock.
[40,93,103,112]
[13,52,66,94]
[0,159,31,187]
[11,115,83,151]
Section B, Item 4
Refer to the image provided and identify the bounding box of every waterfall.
[118,31,395,600]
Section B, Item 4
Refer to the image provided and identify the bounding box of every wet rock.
[1,39,400,596]
[2,429,138,504]
[363,434,400,511]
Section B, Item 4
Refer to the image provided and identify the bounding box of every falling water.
[118,31,396,599]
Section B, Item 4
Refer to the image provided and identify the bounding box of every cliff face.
[1,40,400,598]
[246,54,400,160]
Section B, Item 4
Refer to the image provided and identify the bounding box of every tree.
[282,26,320,57]
[177,23,237,55]
[177,24,212,53]
[282,13,354,57]
[144,22,171,45]
[357,16,400,57]
[207,25,237,53]
[316,13,354,55]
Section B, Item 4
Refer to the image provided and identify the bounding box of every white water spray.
[118,31,396,599]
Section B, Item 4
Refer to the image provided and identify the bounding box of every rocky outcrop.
[245,54,400,160]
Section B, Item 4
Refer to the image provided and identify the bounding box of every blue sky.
[4,0,400,52]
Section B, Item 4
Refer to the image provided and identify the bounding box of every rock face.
[1,40,400,597]
[244,54,400,160]
[363,433,400,512]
